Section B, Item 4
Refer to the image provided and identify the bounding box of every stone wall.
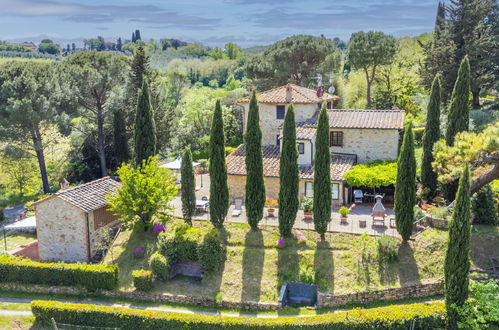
[242,103,319,145]
[35,197,89,263]
[330,128,399,164]
[317,281,444,307]
[425,215,450,229]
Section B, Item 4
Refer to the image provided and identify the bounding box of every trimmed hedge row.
[0,255,119,291]
[31,300,446,329]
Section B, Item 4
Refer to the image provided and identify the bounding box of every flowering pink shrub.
[276,239,284,247]
[153,224,165,235]
[134,248,144,257]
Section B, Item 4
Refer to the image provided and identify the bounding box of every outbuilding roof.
[226,144,356,181]
[32,177,120,213]
[236,83,339,104]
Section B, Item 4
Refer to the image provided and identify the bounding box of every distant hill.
[243,45,270,57]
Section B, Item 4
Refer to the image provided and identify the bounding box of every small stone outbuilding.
[32,177,120,263]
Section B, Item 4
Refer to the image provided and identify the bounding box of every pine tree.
[209,100,229,228]
[134,80,156,166]
[313,104,332,240]
[446,56,470,146]
[278,105,299,238]
[444,56,470,201]
[113,109,130,165]
[130,45,149,90]
[421,76,441,198]
[181,147,196,226]
[245,91,265,230]
[395,121,416,241]
[445,164,471,330]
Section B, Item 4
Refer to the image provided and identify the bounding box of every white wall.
[296,140,313,165]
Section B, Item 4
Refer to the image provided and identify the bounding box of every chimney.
[286,84,292,103]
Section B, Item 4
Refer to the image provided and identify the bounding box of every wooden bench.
[169,260,204,281]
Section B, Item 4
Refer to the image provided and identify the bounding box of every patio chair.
[353,190,363,204]
[232,198,242,217]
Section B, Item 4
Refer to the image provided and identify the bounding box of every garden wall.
[317,281,444,307]
[424,215,449,229]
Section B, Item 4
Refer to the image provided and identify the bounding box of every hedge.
[31,300,446,329]
[0,255,119,291]
[132,269,153,291]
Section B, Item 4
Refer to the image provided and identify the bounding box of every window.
[297,142,305,154]
[276,105,285,119]
[305,182,313,197]
[276,134,280,147]
[327,101,332,110]
[330,131,343,147]
[332,183,339,200]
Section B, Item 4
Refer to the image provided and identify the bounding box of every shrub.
[0,255,118,291]
[298,265,316,284]
[455,279,499,330]
[302,196,313,212]
[472,185,498,225]
[197,230,225,273]
[148,252,170,281]
[339,206,349,218]
[158,224,203,263]
[132,269,153,291]
[31,300,447,329]
[413,206,425,221]
[430,207,450,219]
[377,235,399,263]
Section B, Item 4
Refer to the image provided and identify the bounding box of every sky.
[0,0,440,48]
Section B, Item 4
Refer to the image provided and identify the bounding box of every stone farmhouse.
[32,177,120,263]
[227,84,405,205]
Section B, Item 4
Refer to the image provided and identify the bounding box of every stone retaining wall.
[317,281,444,307]
[425,215,450,229]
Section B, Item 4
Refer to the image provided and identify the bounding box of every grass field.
[2,232,37,252]
[102,218,498,303]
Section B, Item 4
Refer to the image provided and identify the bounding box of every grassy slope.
[103,219,498,303]
[2,232,37,252]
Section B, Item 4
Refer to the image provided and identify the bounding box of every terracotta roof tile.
[33,177,120,213]
[296,109,405,130]
[236,83,338,104]
[226,145,355,181]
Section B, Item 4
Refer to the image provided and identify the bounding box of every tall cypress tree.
[245,91,265,230]
[134,80,156,166]
[278,105,299,238]
[444,56,470,201]
[113,109,130,166]
[395,121,416,241]
[130,45,149,90]
[445,164,471,330]
[181,147,196,226]
[421,76,441,198]
[209,100,229,228]
[446,56,470,146]
[313,104,332,241]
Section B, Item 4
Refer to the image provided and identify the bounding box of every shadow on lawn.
[314,241,334,293]
[241,229,264,302]
[397,241,421,286]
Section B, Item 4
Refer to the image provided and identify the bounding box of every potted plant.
[339,206,349,224]
[302,196,313,220]
[266,197,278,217]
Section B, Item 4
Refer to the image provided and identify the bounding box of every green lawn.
[103,220,498,304]
[2,232,37,252]
[0,315,38,330]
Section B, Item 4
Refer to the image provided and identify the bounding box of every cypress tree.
[181,147,196,226]
[444,56,470,201]
[395,121,416,241]
[131,45,149,90]
[471,185,497,225]
[113,109,130,165]
[313,104,332,241]
[278,104,299,238]
[446,56,470,146]
[245,91,265,230]
[134,80,156,166]
[209,100,229,228]
[445,165,471,330]
[421,76,441,198]
[132,32,136,43]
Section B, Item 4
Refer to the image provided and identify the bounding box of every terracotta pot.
[267,208,275,217]
[304,211,313,220]
[340,217,348,224]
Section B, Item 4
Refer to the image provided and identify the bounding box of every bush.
[413,127,425,146]
[377,235,399,263]
[472,185,498,225]
[31,300,446,329]
[158,224,203,263]
[455,279,499,330]
[302,196,313,212]
[132,269,153,291]
[0,255,118,291]
[197,230,225,273]
[149,252,170,281]
[339,206,349,218]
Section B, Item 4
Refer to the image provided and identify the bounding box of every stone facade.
[242,103,320,145]
[317,281,444,307]
[36,197,89,263]
[329,128,399,164]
